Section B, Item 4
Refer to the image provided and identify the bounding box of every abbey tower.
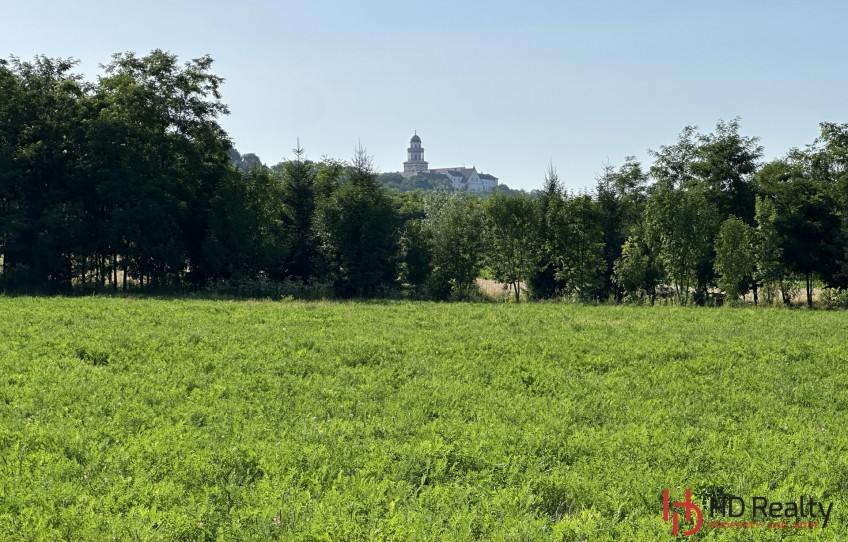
[399,132,499,191]
[402,132,429,177]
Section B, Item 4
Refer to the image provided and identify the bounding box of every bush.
[820,288,848,309]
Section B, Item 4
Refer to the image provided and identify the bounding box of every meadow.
[1,297,847,541]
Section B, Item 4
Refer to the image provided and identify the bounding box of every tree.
[753,196,789,305]
[714,216,755,303]
[527,164,566,299]
[483,192,536,302]
[392,192,431,297]
[204,167,286,279]
[280,143,318,281]
[688,120,764,303]
[0,61,20,283]
[316,147,399,297]
[649,126,721,304]
[649,125,699,189]
[757,154,842,308]
[547,193,605,299]
[594,157,649,300]
[811,122,848,287]
[398,218,432,297]
[692,119,763,225]
[377,172,454,193]
[240,153,265,173]
[644,183,717,305]
[614,232,662,304]
[422,193,486,300]
[0,56,91,291]
[93,50,232,288]
[614,237,649,302]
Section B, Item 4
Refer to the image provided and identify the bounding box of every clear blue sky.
[4,0,847,191]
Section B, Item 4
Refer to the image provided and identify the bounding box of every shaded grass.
[0,298,846,540]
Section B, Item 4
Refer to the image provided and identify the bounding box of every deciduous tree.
[483,192,536,302]
[714,216,755,303]
[422,194,485,300]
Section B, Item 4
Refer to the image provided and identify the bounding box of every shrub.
[820,288,848,309]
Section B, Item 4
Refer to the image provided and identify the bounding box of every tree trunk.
[112,254,118,291]
[752,281,758,306]
[806,272,813,308]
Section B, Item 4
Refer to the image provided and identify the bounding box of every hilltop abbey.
[401,133,498,192]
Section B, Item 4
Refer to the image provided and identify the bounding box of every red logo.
[664,489,704,536]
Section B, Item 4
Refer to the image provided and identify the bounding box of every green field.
[1,298,847,540]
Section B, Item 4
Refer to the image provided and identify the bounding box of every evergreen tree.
[527,164,566,299]
[317,147,399,297]
[548,193,605,300]
[594,157,648,300]
[280,143,318,281]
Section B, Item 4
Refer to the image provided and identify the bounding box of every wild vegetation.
[1,51,847,306]
[2,297,847,540]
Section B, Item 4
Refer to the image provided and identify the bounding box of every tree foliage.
[1,52,846,308]
[527,164,566,299]
[595,157,649,300]
[316,147,399,297]
[714,216,755,302]
[483,193,536,302]
[548,193,605,300]
[280,144,318,281]
[644,183,716,305]
[422,194,485,300]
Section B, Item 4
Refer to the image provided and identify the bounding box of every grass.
[1,297,847,540]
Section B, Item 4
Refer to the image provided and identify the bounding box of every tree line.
[1,52,846,306]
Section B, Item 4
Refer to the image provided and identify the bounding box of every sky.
[4,0,847,191]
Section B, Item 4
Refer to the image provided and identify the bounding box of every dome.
[410,133,421,143]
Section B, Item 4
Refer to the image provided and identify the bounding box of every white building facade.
[400,133,498,191]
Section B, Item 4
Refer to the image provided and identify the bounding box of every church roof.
[410,134,421,143]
